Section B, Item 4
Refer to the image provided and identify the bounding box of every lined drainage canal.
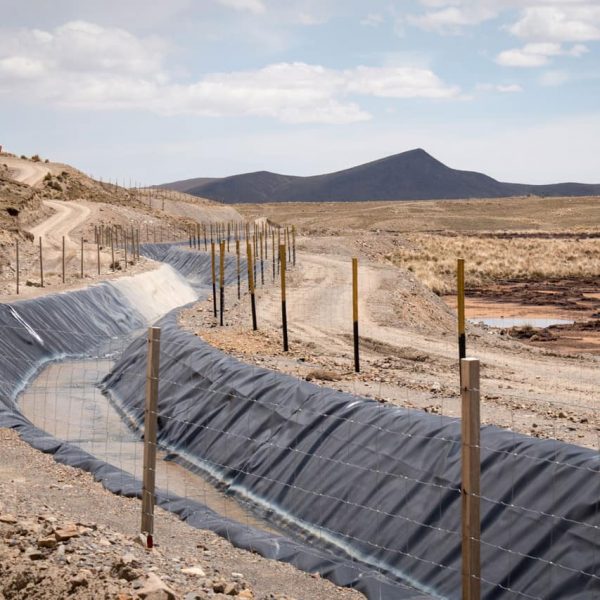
[18,358,275,535]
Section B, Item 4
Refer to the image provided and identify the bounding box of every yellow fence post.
[211,241,217,319]
[352,257,360,373]
[280,244,288,352]
[457,258,466,361]
[219,240,225,326]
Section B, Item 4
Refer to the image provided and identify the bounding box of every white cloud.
[0,21,462,124]
[361,13,384,27]
[496,41,587,67]
[406,1,600,43]
[510,5,600,42]
[476,82,523,92]
[216,0,266,14]
[346,66,460,98]
[407,5,498,34]
[0,20,167,77]
[0,56,46,79]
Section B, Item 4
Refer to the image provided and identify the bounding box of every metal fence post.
[352,257,360,373]
[461,357,481,600]
[141,326,160,549]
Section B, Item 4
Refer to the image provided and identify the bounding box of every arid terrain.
[0,153,367,600]
[179,196,600,451]
[2,152,600,598]
[0,428,362,600]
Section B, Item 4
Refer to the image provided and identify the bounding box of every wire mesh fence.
[1,227,599,599]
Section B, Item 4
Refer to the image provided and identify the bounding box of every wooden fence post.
[259,231,264,286]
[352,258,360,373]
[131,225,135,262]
[264,225,268,262]
[15,240,19,295]
[461,357,481,600]
[111,230,115,272]
[292,225,296,266]
[123,231,128,271]
[246,241,257,330]
[272,230,276,282]
[253,235,257,285]
[141,326,161,549]
[62,236,65,283]
[211,241,217,319]
[277,229,281,275]
[39,237,44,287]
[236,239,241,300]
[280,244,288,352]
[97,237,101,275]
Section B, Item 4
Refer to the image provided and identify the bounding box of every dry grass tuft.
[393,232,600,294]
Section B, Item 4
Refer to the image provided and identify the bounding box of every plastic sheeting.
[1,245,598,599]
[103,311,600,600]
[141,243,243,291]
[0,269,426,599]
[0,283,145,405]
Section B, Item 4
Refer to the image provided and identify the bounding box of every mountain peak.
[398,148,438,162]
[160,150,600,203]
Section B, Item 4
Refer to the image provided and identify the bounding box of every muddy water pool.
[18,358,275,534]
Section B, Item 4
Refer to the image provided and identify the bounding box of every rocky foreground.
[0,430,364,600]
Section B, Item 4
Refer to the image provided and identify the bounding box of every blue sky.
[0,0,599,185]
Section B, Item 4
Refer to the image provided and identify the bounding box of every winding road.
[2,156,50,187]
[29,200,91,247]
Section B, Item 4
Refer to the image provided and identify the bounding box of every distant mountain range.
[157,149,600,203]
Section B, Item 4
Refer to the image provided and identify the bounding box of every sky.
[0,0,599,185]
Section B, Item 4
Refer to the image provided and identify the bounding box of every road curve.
[1,156,50,187]
[29,200,91,247]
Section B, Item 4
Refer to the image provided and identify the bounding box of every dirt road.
[0,199,161,302]
[1,156,50,187]
[29,200,91,245]
[183,237,600,449]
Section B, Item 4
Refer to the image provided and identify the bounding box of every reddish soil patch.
[446,278,600,355]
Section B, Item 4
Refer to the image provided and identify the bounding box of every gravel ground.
[0,429,364,600]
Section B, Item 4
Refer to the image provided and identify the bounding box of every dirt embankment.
[0,154,245,301]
